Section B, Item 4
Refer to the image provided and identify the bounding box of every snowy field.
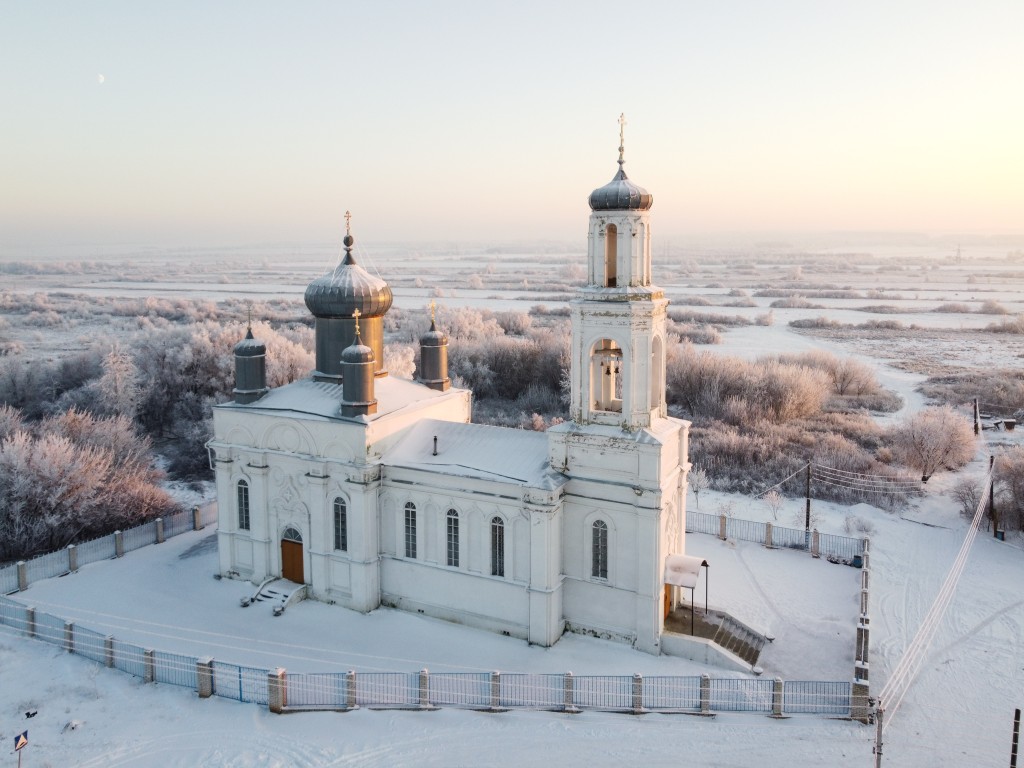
[3,250,1024,765]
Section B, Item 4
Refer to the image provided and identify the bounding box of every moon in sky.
[97,74,105,84]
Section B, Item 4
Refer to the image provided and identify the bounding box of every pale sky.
[2,1,1022,250]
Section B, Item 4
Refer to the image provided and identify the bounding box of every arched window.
[604,224,617,287]
[446,509,460,568]
[589,339,623,414]
[237,480,250,531]
[282,526,302,543]
[333,497,347,552]
[404,502,417,559]
[592,520,608,580]
[490,517,505,577]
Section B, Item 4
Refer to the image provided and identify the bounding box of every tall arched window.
[604,224,617,287]
[490,517,505,577]
[333,497,347,552]
[651,335,664,410]
[446,509,460,568]
[404,502,417,559]
[237,480,250,531]
[592,520,608,580]
[590,339,623,414]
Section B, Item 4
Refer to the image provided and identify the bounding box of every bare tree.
[888,406,977,481]
[950,477,983,520]
[762,489,784,521]
[688,468,709,509]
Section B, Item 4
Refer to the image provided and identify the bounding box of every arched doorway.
[281,526,304,584]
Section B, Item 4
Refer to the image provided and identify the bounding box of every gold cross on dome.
[429,300,436,324]
[352,308,361,337]
[618,113,627,165]
[344,210,352,236]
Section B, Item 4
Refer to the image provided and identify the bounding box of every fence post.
[268,668,287,713]
[772,678,784,717]
[155,517,165,544]
[764,522,773,549]
[700,674,711,714]
[861,569,869,591]
[490,671,502,711]
[811,529,820,558]
[17,561,27,591]
[563,672,578,713]
[860,589,869,615]
[114,531,125,558]
[192,505,204,531]
[197,657,214,698]
[851,680,871,723]
[104,636,114,668]
[419,668,430,710]
[25,606,35,638]
[64,621,74,653]
[719,515,727,540]
[632,673,644,714]
[346,670,356,710]
[144,649,156,683]
[67,544,78,573]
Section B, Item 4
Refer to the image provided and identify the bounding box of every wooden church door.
[281,527,304,584]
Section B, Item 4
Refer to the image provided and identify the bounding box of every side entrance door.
[281,527,304,584]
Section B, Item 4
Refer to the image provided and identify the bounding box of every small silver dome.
[233,327,266,357]
[341,335,374,364]
[419,318,447,347]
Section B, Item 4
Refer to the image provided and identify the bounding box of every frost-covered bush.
[0,410,179,560]
[995,447,1024,531]
[888,406,977,481]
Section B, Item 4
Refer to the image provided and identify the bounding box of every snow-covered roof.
[383,419,566,491]
[215,376,457,422]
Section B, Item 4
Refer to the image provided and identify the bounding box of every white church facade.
[209,124,692,654]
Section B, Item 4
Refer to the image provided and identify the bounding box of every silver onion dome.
[233,326,266,357]
[304,231,394,319]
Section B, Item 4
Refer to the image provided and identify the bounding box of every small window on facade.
[490,517,505,577]
[333,497,347,552]
[237,480,250,531]
[446,509,460,568]
[404,502,417,559]
[592,520,608,580]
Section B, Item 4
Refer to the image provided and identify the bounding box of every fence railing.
[687,511,867,564]
[1,504,216,595]
[0,594,863,719]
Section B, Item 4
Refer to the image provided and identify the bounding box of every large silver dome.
[304,234,394,319]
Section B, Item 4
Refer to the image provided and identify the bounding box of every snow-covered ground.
[3,288,1023,766]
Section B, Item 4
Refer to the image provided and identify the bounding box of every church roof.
[215,375,454,421]
[383,419,566,491]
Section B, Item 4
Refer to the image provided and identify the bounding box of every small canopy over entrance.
[281,526,304,584]
[665,554,709,635]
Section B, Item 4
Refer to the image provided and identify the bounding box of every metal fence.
[687,512,865,562]
[3,504,215,594]
[26,550,69,583]
[0,595,857,719]
[155,650,198,688]
[76,534,116,568]
[782,680,852,716]
[123,521,157,553]
[72,625,108,664]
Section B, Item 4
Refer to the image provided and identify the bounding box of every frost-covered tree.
[762,489,784,521]
[889,406,977,481]
[688,468,709,509]
[97,346,140,419]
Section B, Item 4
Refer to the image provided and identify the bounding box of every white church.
[209,123,695,655]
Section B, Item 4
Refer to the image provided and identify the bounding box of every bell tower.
[569,114,668,431]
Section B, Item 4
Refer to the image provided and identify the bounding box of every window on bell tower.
[604,224,617,287]
[589,339,623,414]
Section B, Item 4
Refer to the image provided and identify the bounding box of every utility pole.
[991,455,998,537]
[804,463,812,550]
[874,706,884,768]
[1011,708,1020,768]
[974,398,980,436]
